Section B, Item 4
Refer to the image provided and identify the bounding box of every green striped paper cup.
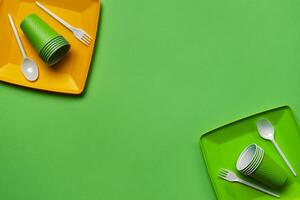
[21,14,70,66]
[250,152,288,189]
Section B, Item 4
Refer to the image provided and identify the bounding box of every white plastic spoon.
[8,14,39,82]
[257,118,297,176]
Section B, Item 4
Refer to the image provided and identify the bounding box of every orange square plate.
[0,0,100,94]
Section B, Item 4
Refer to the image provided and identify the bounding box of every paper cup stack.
[20,14,70,66]
[236,144,264,175]
[236,144,288,189]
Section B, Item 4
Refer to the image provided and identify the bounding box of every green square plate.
[200,106,300,200]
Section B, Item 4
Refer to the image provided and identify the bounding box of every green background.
[1,0,300,199]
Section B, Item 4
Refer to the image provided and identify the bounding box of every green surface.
[2,0,300,199]
[201,107,300,199]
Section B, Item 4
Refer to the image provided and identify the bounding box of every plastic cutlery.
[8,14,39,82]
[219,168,279,198]
[36,1,93,46]
[257,118,297,177]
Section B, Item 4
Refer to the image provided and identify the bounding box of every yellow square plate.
[0,0,100,94]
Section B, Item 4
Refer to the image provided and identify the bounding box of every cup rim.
[42,40,69,60]
[45,43,70,62]
[245,149,264,175]
[243,148,264,175]
[46,44,71,66]
[241,147,262,173]
[39,36,66,55]
[40,37,68,57]
[236,144,258,171]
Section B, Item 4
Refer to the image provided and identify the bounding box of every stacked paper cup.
[237,144,264,175]
[236,144,288,189]
[20,14,70,66]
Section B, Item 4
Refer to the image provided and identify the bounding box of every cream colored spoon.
[257,118,297,176]
[8,14,39,82]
